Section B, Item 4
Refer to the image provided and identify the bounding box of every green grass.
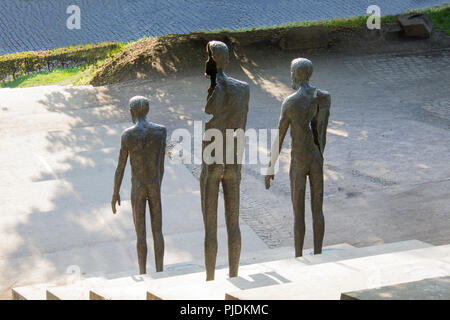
[1,44,125,88]
[1,67,80,88]
[198,12,397,34]
[0,57,113,88]
[422,4,450,35]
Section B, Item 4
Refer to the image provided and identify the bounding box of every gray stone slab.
[341,276,450,300]
[225,245,450,300]
[13,241,430,300]
[398,13,433,38]
[90,244,353,300]
[141,241,430,301]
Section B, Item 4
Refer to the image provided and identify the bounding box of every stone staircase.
[11,245,299,300]
[13,239,450,300]
[225,244,450,300]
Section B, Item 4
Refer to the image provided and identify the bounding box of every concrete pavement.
[0,85,268,298]
[0,0,448,54]
[0,47,449,298]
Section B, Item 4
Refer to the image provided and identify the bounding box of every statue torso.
[284,87,323,165]
[123,122,166,186]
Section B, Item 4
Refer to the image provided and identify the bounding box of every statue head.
[129,96,149,123]
[290,58,313,90]
[206,40,229,70]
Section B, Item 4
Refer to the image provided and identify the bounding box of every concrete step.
[88,244,351,300]
[12,240,431,300]
[39,245,300,300]
[12,282,57,301]
[91,240,429,300]
[89,243,353,300]
[225,244,450,300]
[12,262,203,301]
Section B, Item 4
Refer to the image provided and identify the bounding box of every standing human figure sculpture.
[265,58,330,257]
[111,96,166,274]
[201,40,249,281]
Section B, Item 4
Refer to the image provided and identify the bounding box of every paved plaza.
[1,46,449,297]
[0,0,448,54]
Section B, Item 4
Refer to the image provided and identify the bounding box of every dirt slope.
[90,24,450,86]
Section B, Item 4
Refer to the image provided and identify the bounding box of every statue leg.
[131,186,147,274]
[148,186,164,272]
[309,160,325,254]
[222,165,241,278]
[290,164,307,257]
[200,164,221,281]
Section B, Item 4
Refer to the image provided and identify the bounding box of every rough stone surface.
[0,0,448,54]
[341,276,450,300]
[279,26,328,50]
[225,245,450,300]
[398,13,433,38]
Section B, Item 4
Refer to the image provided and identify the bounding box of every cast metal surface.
[202,41,250,281]
[112,96,167,274]
[266,58,330,257]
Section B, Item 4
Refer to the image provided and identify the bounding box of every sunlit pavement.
[0,48,449,298]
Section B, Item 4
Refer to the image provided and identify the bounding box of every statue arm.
[112,134,128,213]
[267,102,290,176]
[239,86,250,131]
[311,91,331,155]
[160,129,167,185]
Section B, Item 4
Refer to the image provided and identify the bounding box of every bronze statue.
[111,96,166,274]
[265,58,330,257]
[201,41,249,281]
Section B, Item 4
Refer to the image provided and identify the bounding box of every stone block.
[143,241,429,300]
[398,13,433,38]
[341,276,450,300]
[225,245,450,300]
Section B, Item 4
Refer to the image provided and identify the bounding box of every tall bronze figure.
[265,58,330,257]
[201,41,249,281]
[111,96,166,274]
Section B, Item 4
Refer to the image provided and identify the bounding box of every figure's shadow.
[227,271,291,290]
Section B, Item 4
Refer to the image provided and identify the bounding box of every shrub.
[0,42,122,80]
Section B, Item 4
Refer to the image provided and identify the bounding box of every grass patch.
[0,61,106,88]
[1,67,80,88]
[422,4,450,35]
[0,44,125,88]
[198,12,396,33]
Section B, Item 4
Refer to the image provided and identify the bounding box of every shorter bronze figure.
[265,58,330,257]
[112,96,166,274]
